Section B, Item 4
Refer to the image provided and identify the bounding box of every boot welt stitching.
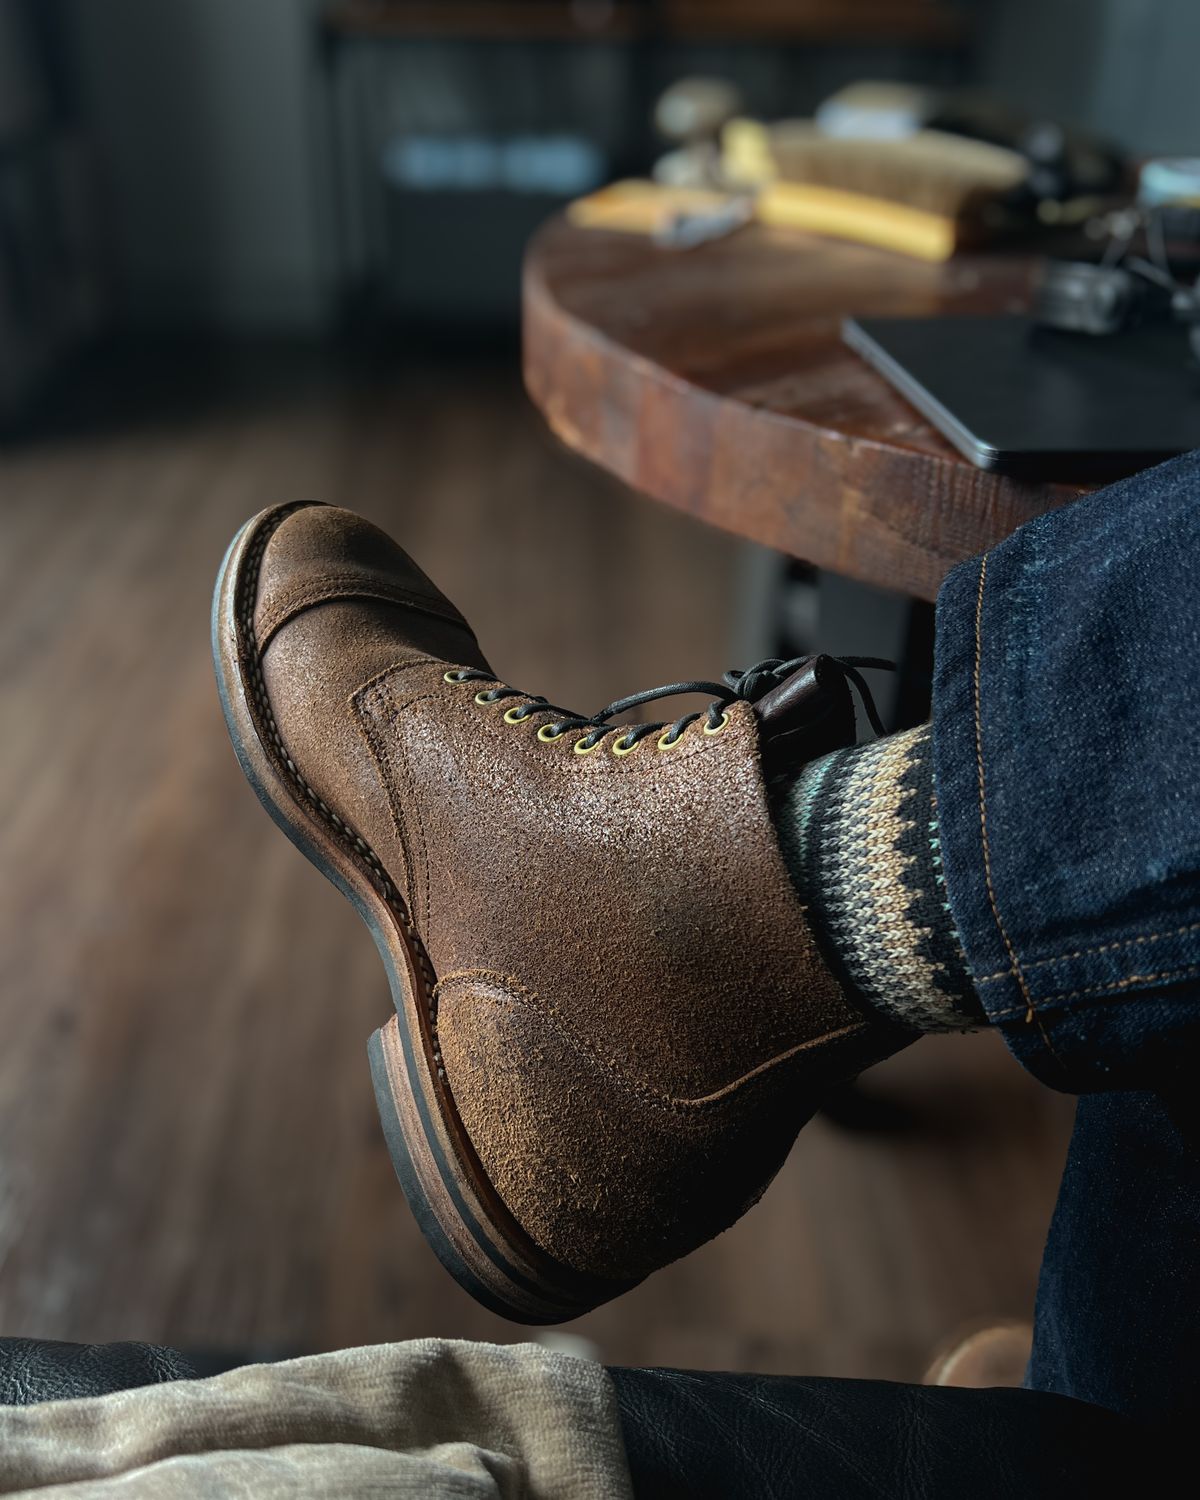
[235,504,447,1077]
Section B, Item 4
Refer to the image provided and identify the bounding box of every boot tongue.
[753,655,857,771]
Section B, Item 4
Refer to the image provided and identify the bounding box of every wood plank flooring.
[0,345,1074,1377]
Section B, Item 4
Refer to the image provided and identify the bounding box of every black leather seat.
[0,1337,1144,1497]
[0,1337,195,1407]
[609,1365,1143,1498]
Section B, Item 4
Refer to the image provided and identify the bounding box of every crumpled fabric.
[0,1338,633,1499]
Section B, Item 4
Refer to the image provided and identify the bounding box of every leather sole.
[212,503,634,1324]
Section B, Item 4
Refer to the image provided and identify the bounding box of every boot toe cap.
[252,502,472,653]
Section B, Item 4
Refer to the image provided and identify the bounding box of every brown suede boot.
[213,503,912,1322]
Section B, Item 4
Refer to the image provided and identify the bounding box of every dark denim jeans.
[624,454,1200,1492]
[931,450,1200,1422]
[616,459,1200,1492]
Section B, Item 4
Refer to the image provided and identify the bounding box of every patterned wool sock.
[775,722,985,1032]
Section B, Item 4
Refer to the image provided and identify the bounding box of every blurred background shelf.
[660,0,966,44]
[11,1,1196,348]
[324,1,647,43]
[322,0,975,329]
[324,0,966,45]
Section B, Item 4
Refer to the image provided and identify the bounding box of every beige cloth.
[0,1339,633,1498]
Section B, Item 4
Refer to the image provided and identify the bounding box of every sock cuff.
[780,723,981,1033]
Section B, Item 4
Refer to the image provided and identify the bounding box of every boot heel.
[367,1018,508,1316]
[368,1015,631,1324]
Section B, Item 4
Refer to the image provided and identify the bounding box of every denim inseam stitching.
[974,919,1200,984]
[990,961,1200,1018]
[971,557,1064,1069]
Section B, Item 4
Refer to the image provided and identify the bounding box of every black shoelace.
[449,655,894,750]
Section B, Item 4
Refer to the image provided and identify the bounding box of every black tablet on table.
[843,315,1200,478]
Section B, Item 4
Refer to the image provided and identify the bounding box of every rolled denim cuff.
[932,550,1075,1089]
[931,459,1200,1094]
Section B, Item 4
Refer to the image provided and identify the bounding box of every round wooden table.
[522,215,1088,602]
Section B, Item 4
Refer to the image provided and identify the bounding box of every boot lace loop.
[449,655,894,749]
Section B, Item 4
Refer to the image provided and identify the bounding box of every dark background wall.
[58,1,960,332]
[10,1,1192,338]
[980,0,1200,155]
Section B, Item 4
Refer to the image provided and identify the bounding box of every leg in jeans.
[1027,1089,1200,1418]
[618,457,1200,1493]
[617,455,1200,1493]
[932,451,1200,1420]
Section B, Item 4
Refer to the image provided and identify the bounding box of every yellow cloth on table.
[755,180,957,261]
[567,180,738,235]
[722,116,1029,261]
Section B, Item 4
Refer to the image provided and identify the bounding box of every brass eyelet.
[574,735,602,756]
[503,706,530,725]
[444,669,468,684]
[474,691,497,706]
[703,711,730,736]
[657,729,683,751]
[537,724,565,743]
[611,733,639,757]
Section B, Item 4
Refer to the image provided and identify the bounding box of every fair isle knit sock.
[776,722,985,1033]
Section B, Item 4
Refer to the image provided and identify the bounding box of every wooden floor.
[0,345,1074,1377]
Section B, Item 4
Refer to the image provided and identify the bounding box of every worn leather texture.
[0,1337,195,1407]
[256,506,910,1281]
[610,1366,1142,1499]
